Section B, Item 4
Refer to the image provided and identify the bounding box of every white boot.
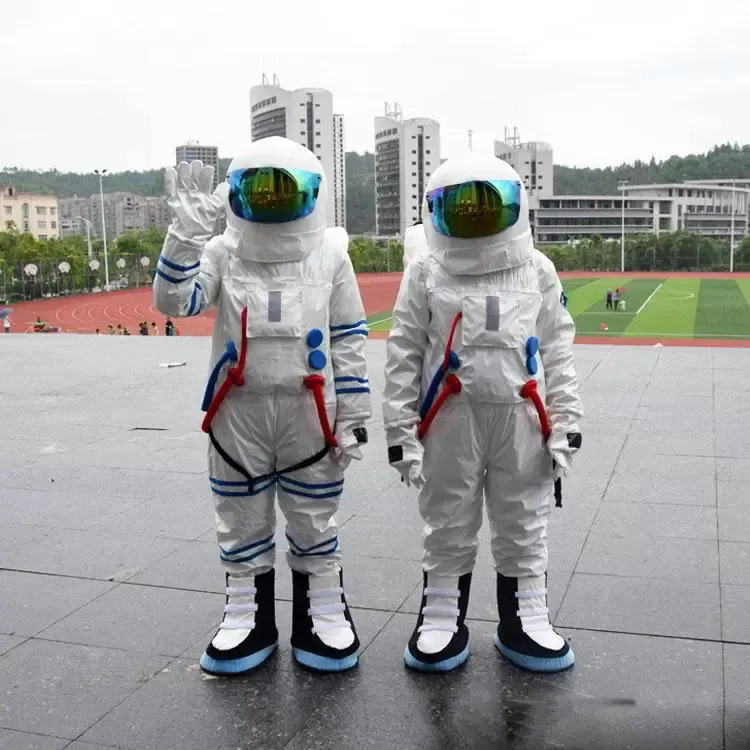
[200,569,278,675]
[291,568,360,672]
[495,572,574,673]
[405,572,472,672]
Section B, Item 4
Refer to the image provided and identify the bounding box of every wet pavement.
[0,335,749,749]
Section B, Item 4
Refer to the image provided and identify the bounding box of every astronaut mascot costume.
[154,137,371,674]
[383,153,583,674]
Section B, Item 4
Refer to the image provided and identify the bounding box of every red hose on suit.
[418,311,463,439]
[519,379,551,440]
[418,374,462,440]
[201,308,249,433]
[304,375,338,448]
[520,378,563,508]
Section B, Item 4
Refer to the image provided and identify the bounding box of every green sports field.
[366,275,750,341]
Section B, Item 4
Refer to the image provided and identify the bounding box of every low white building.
[533,184,750,246]
[624,181,750,239]
[0,185,59,239]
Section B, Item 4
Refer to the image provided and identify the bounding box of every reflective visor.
[426,179,521,238]
[228,167,322,223]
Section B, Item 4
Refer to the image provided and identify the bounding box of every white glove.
[386,423,425,489]
[547,430,582,479]
[165,161,228,243]
[332,422,368,472]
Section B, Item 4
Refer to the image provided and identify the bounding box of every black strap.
[208,427,330,493]
[554,478,563,508]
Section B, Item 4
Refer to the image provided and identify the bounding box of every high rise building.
[59,193,169,239]
[144,196,169,231]
[175,141,220,190]
[0,185,59,239]
[249,78,345,228]
[494,127,553,211]
[374,103,440,237]
[58,196,93,238]
[332,113,346,229]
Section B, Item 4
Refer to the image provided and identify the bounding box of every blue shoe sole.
[494,633,575,673]
[199,643,277,675]
[403,642,470,673]
[293,647,359,672]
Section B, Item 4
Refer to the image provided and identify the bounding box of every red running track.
[5,273,403,337]
[7,271,750,347]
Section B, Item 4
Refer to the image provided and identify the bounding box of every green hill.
[3,143,748,236]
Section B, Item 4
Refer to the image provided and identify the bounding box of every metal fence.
[0,251,161,304]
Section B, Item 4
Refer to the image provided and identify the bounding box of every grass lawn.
[367,277,750,340]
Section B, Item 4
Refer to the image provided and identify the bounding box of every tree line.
[2,227,749,304]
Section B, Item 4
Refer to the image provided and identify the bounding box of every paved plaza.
[0,335,749,749]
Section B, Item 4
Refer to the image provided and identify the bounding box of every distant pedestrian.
[165,318,175,336]
[612,289,621,310]
[606,290,613,310]
[139,321,149,336]
[3,316,10,333]
[151,322,159,336]
[123,327,130,336]
[107,324,115,335]
[95,328,101,335]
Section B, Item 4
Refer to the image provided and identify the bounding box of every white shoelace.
[308,586,347,634]
[417,586,460,635]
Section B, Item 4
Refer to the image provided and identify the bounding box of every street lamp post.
[75,216,93,258]
[618,180,629,273]
[94,169,110,291]
[729,181,736,273]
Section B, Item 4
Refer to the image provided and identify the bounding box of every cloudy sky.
[1,0,748,174]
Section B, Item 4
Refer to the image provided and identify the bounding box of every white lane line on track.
[636,283,664,315]
[369,315,393,326]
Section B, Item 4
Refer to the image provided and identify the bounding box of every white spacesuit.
[403,223,428,268]
[383,153,583,674]
[154,137,371,675]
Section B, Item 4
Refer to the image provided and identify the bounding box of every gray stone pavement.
[0,334,749,749]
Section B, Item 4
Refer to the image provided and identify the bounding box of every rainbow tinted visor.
[426,179,521,238]
[228,167,322,223]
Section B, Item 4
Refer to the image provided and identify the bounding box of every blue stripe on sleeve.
[330,319,367,331]
[330,328,369,341]
[335,387,371,395]
[159,255,200,272]
[334,376,369,384]
[156,267,198,285]
[187,285,199,316]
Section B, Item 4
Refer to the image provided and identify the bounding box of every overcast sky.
[1,0,748,174]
